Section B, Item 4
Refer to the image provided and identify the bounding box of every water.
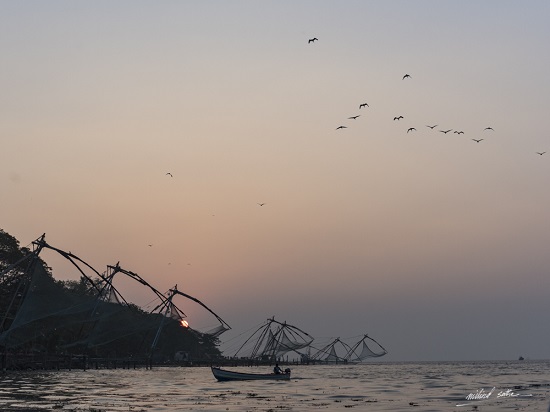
[1,360,549,411]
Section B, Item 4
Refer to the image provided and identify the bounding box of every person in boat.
[273,363,283,374]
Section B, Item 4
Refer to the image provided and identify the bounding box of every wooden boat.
[211,366,291,381]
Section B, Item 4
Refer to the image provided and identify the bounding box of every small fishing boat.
[211,366,291,381]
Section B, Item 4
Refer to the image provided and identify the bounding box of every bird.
[166,172,173,177]
[472,139,484,143]
[394,116,403,121]
[348,115,360,120]
[440,129,452,134]
[308,37,318,43]
[453,131,464,134]
[536,151,546,155]
[407,127,416,133]
[336,125,347,130]
[257,203,265,206]
[148,244,153,247]
[484,127,494,131]
[402,74,411,80]
[426,124,437,129]
[359,103,369,109]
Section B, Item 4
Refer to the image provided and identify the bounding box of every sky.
[1,1,550,362]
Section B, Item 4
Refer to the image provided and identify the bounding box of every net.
[356,339,387,360]
[308,338,350,362]
[0,246,223,361]
[345,335,388,361]
[325,344,338,362]
[0,261,98,348]
[274,329,311,357]
[232,318,314,360]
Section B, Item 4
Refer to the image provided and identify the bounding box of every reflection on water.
[0,361,549,411]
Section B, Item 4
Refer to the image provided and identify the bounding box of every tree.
[0,229,50,333]
[1,229,223,363]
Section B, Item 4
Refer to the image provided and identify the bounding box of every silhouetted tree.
[1,228,222,363]
[0,229,50,333]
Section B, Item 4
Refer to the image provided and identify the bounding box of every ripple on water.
[0,361,549,411]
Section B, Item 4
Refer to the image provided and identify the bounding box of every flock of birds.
[144,35,550,266]
[333,91,498,145]
[161,36,547,212]
[333,73,497,144]
[306,37,546,155]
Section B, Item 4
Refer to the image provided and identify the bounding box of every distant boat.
[211,366,291,381]
[518,356,525,361]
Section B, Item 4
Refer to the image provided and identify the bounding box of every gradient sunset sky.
[2,1,550,361]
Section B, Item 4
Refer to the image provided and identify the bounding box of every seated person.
[273,363,282,374]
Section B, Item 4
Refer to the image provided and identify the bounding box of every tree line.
[0,228,221,364]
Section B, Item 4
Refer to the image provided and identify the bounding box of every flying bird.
[148,244,153,247]
[348,115,360,120]
[166,172,173,177]
[394,116,403,121]
[402,74,411,80]
[359,103,369,109]
[426,125,437,129]
[484,127,494,131]
[407,127,416,133]
[257,203,266,206]
[440,129,452,134]
[454,131,465,134]
[336,125,347,130]
[308,37,318,43]
[536,151,546,155]
[472,139,484,143]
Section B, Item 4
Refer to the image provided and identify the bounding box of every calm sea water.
[1,360,549,411]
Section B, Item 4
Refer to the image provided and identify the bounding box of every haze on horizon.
[1,1,550,362]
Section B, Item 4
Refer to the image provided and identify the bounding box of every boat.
[211,366,291,381]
